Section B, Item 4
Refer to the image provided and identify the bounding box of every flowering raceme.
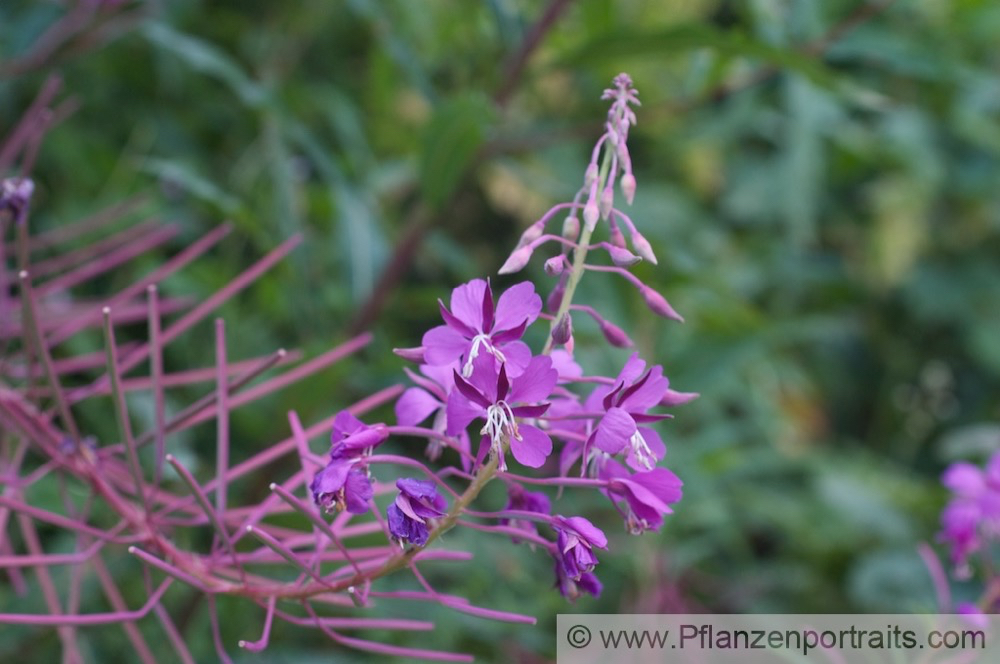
[2,73,695,662]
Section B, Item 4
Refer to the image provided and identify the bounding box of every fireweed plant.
[927,451,1000,623]
[0,74,695,661]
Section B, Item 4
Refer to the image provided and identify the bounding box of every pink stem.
[148,285,166,485]
[215,319,229,518]
[238,596,276,652]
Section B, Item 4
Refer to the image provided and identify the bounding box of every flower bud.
[661,389,699,406]
[583,199,600,232]
[640,286,684,322]
[609,224,627,248]
[620,172,636,205]
[393,346,426,363]
[599,185,614,220]
[584,163,599,187]
[0,177,35,225]
[547,273,568,313]
[498,245,533,275]
[517,223,544,248]
[607,245,640,268]
[629,231,658,265]
[562,214,580,242]
[544,255,566,276]
[599,319,633,348]
[551,313,572,345]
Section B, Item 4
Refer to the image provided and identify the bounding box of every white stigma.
[462,333,507,377]
[480,400,519,472]
[629,430,656,470]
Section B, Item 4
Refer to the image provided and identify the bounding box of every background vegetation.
[3,0,1000,660]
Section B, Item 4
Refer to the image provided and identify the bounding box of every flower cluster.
[308,74,697,599]
[939,451,1000,573]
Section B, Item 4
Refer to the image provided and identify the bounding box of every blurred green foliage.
[3,0,1000,661]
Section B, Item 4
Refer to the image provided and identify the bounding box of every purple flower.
[395,362,471,469]
[422,278,541,378]
[500,484,551,541]
[601,458,683,533]
[553,515,607,581]
[310,411,389,515]
[554,557,602,601]
[311,465,373,514]
[590,353,672,470]
[447,353,557,471]
[938,452,1000,568]
[387,478,448,547]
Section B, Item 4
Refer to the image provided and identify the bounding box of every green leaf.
[142,22,268,108]
[419,91,494,209]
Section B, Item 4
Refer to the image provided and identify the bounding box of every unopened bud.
[630,231,658,265]
[544,255,566,276]
[599,319,633,348]
[599,185,613,220]
[0,177,35,225]
[547,274,568,313]
[499,245,533,275]
[641,286,684,322]
[609,224,626,248]
[517,223,544,248]
[583,200,600,232]
[551,313,573,345]
[607,245,640,268]
[620,173,636,205]
[661,389,699,406]
[393,346,426,363]
[562,214,580,242]
[584,163,599,187]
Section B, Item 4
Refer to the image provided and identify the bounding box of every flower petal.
[343,468,373,514]
[446,387,484,436]
[593,406,636,455]
[493,281,542,333]
[423,325,471,366]
[395,387,441,427]
[509,424,552,468]
[510,355,557,404]
[449,279,489,331]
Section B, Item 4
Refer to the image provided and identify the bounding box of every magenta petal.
[620,366,669,411]
[394,495,426,523]
[633,467,683,501]
[560,515,608,549]
[615,352,647,385]
[446,387,485,436]
[943,463,986,497]
[468,352,499,402]
[395,388,441,426]
[510,424,552,468]
[343,469,374,514]
[510,355,557,404]
[423,325,471,366]
[493,281,542,333]
[594,407,636,455]
[499,340,532,377]
[332,410,367,441]
[449,279,488,331]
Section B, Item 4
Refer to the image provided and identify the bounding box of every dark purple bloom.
[422,278,541,378]
[601,458,683,533]
[311,465,373,514]
[387,478,448,547]
[554,557,602,601]
[938,452,1000,569]
[394,362,471,469]
[553,515,607,580]
[500,484,551,541]
[447,353,557,471]
[310,411,388,515]
[590,353,672,471]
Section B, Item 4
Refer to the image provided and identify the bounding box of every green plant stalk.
[541,146,615,355]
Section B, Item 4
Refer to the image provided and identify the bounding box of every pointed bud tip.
[544,256,565,276]
[499,246,532,275]
[608,245,640,268]
[393,346,426,363]
[630,232,658,265]
[662,390,699,406]
[583,201,600,231]
[641,287,684,322]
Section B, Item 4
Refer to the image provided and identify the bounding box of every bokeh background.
[3,0,1000,661]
